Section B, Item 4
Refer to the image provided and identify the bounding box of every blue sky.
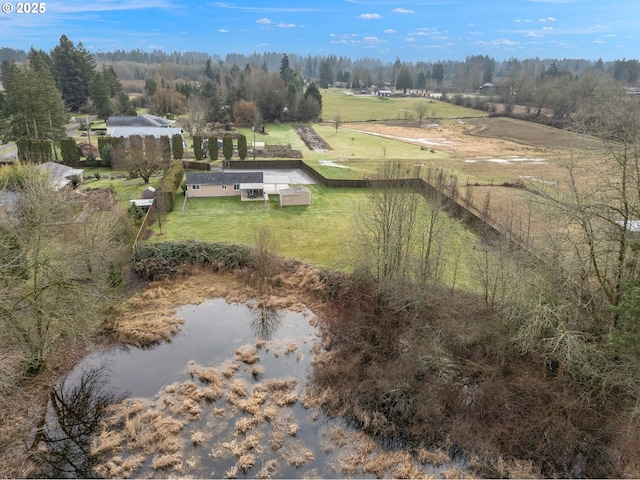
[0,0,638,62]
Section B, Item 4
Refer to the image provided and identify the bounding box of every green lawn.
[82,169,164,209]
[235,122,450,180]
[147,184,483,289]
[320,92,487,123]
[150,184,362,270]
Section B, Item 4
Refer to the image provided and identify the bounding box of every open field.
[137,111,614,272]
[320,91,487,122]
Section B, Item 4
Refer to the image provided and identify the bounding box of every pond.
[33,298,457,478]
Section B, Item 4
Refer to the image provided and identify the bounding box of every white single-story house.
[40,162,84,190]
[186,171,265,201]
[106,114,184,140]
[279,185,311,207]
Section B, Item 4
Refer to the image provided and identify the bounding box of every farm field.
[141,108,613,273]
[319,90,487,122]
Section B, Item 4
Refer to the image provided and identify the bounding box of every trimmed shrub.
[60,137,81,162]
[222,134,233,161]
[171,133,184,160]
[208,136,218,161]
[237,134,247,160]
[193,135,203,160]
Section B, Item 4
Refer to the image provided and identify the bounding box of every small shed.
[142,186,156,199]
[130,199,154,212]
[279,186,311,207]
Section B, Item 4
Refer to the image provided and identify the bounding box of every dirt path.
[293,125,332,151]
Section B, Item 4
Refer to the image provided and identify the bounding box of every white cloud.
[256,17,272,24]
[277,23,296,28]
[218,28,229,33]
[359,13,382,19]
[542,26,554,30]
[538,17,556,22]
[384,29,397,34]
[392,8,414,14]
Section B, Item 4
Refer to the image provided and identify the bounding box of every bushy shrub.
[133,240,252,280]
[127,203,145,221]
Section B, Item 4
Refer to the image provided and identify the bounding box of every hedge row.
[156,160,185,213]
[133,240,252,280]
[16,138,52,163]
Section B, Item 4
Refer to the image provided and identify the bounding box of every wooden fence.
[134,159,533,254]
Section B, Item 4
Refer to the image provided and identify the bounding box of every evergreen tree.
[89,71,114,120]
[208,136,219,161]
[280,54,294,83]
[237,134,247,160]
[193,135,203,160]
[50,35,96,111]
[60,137,80,162]
[222,134,233,161]
[4,63,67,140]
[396,65,413,93]
[171,133,184,160]
[318,59,335,88]
[304,82,323,111]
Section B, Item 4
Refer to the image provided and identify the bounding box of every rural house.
[279,185,311,206]
[106,114,184,140]
[40,162,84,190]
[186,171,265,200]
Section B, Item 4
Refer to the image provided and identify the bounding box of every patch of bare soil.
[293,124,332,151]
[344,119,558,158]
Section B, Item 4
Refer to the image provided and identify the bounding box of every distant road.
[0,142,17,162]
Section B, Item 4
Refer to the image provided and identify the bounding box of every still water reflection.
[35,298,451,478]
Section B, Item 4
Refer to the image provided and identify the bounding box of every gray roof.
[109,126,183,139]
[40,162,83,190]
[279,185,310,195]
[106,114,175,127]
[186,171,263,185]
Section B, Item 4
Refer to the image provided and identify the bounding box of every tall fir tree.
[4,63,67,140]
[50,35,96,111]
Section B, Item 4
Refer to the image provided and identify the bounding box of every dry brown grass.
[252,364,265,378]
[416,447,451,466]
[234,417,256,436]
[263,405,279,422]
[230,379,248,397]
[190,363,223,386]
[235,344,260,364]
[121,454,145,478]
[191,431,206,445]
[116,314,185,347]
[222,361,241,378]
[256,458,280,479]
[237,452,257,472]
[151,452,182,471]
[91,429,124,457]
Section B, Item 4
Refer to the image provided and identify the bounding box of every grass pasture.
[320,91,487,123]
